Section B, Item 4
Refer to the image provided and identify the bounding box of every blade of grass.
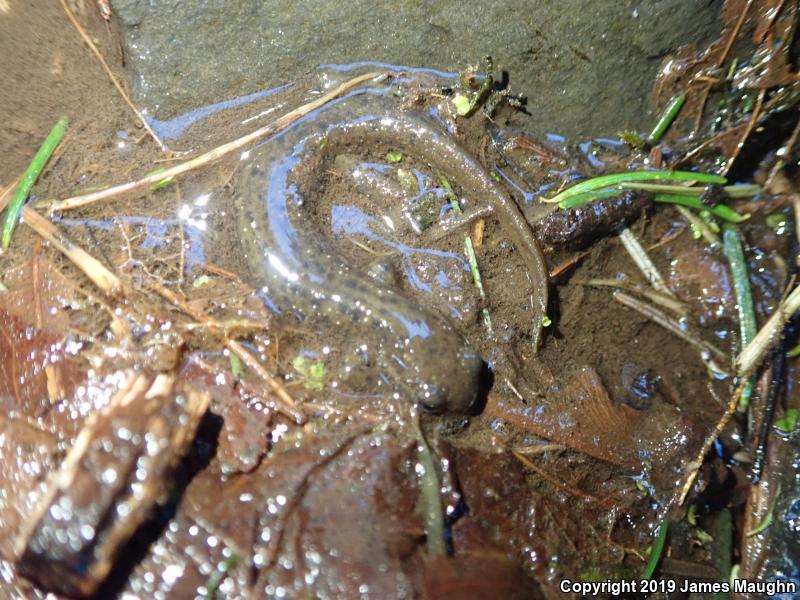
[557,189,623,210]
[438,174,492,332]
[647,94,686,144]
[2,117,68,249]
[723,224,758,411]
[746,483,781,537]
[641,519,669,580]
[545,170,727,205]
[653,194,748,223]
[621,182,760,198]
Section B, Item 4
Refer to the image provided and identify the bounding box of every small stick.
[59,0,167,152]
[737,284,800,376]
[510,448,612,506]
[717,0,753,70]
[549,251,590,279]
[721,88,765,177]
[21,206,123,296]
[765,116,800,189]
[49,71,388,212]
[618,228,674,297]
[144,279,304,423]
[576,278,687,317]
[678,384,744,505]
[614,291,729,375]
[675,205,720,247]
[0,175,22,213]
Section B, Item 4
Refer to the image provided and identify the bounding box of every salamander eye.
[417,384,445,412]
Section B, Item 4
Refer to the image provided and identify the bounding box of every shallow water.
[2,0,798,597]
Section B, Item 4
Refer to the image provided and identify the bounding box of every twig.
[59,0,166,152]
[718,0,753,69]
[511,443,565,455]
[675,205,720,247]
[765,115,800,189]
[679,384,744,505]
[688,0,753,135]
[510,448,612,506]
[21,206,123,296]
[618,228,674,297]
[737,284,800,376]
[721,88,765,177]
[613,291,729,375]
[143,279,304,423]
[576,278,687,317]
[49,71,388,212]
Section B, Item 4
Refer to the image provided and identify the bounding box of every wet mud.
[1,0,798,598]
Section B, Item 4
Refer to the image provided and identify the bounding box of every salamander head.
[394,331,484,415]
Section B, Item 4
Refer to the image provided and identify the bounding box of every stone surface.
[112,0,722,137]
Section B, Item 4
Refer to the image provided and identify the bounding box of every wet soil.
[0,1,796,599]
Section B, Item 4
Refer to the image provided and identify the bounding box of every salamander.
[235,103,548,413]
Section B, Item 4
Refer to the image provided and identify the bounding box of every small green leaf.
[386,151,403,163]
[318,135,329,149]
[292,355,308,372]
[619,130,647,149]
[541,316,552,327]
[192,274,213,288]
[292,355,326,391]
[452,93,472,116]
[766,213,787,232]
[229,353,244,379]
[775,408,799,433]
[146,167,174,191]
[490,170,501,182]
[692,527,714,544]
[787,343,800,358]
[396,168,417,192]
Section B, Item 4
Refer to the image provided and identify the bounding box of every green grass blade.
[545,170,727,205]
[652,194,748,223]
[723,224,758,411]
[642,519,669,580]
[2,117,69,249]
[647,94,686,144]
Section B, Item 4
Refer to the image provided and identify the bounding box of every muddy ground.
[0,1,798,599]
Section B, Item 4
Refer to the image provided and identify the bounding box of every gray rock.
[112,0,722,137]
